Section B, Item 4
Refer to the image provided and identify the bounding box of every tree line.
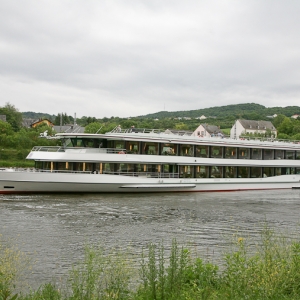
[1,102,300,155]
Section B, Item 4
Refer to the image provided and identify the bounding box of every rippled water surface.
[1,190,300,289]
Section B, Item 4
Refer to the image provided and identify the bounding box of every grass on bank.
[2,225,300,300]
[0,149,34,168]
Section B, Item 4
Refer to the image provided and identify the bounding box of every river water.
[1,189,300,290]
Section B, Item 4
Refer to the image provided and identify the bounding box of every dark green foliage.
[54,113,73,126]
[0,103,23,132]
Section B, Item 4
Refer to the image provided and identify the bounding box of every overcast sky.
[1,1,300,118]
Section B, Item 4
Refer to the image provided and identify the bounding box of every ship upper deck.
[54,127,300,150]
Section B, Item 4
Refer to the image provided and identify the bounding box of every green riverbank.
[1,225,300,300]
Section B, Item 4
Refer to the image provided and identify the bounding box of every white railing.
[31,146,127,154]
[102,171,180,178]
[3,168,180,178]
[32,146,64,152]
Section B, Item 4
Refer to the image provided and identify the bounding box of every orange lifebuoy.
[118,151,125,154]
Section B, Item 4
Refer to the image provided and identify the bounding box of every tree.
[277,117,294,136]
[175,123,189,130]
[272,114,286,128]
[54,113,71,125]
[0,103,23,131]
[0,120,14,135]
[84,122,103,134]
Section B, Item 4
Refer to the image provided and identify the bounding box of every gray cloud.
[1,0,300,118]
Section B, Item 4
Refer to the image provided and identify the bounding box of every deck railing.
[2,168,180,178]
[102,171,180,178]
[31,146,127,154]
[32,146,65,152]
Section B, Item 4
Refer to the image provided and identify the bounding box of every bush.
[0,237,28,300]
[67,245,131,300]
[218,226,300,299]
[135,239,218,300]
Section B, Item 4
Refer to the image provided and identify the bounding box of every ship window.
[263,167,274,177]
[126,141,139,154]
[142,142,159,155]
[210,166,223,178]
[83,139,96,147]
[43,162,51,170]
[251,148,262,159]
[107,140,125,149]
[102,163,117,173]
[263,149,274,160]
[71,138,84,147]
[179,144,193,156]
[63,138,72,147]
[286,167,297,175]
[119,164,133,173]
[296,151,300,160]
[238,166,250,178]
[141,164,160,174]
[180,165,193,178]
[162,164,178,177]
[74,162,84,171]
[161,143,176,156]
[225,147,237,159]
[35,161,43,169]
[250,167,261,178]
[85,163,94,172]
[238,148,250,159]
[275,150,284,159]
[225,166,236,178]
[196,165,209,178]
[57,162,66,170]
[67,162,74,170]
[196,145,209,158]
[286,150,295,159]
[211,146,223,158]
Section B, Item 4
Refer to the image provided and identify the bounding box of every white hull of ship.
[1,171,300,194]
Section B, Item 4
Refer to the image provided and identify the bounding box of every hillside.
[22,111,56,120]
[139,103,300,120]
[21,103,300,122]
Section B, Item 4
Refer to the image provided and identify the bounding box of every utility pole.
[60,113,62,133]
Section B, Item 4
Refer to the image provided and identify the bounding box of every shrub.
[67,245,131,300]
[0,237,28,300]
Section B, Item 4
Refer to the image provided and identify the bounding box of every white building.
[193,124,224,138]
[230,119,277,139]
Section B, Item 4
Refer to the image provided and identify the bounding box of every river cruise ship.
[1,127,300,193]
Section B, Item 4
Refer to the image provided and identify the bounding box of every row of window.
[66,138,300,160]
[35,161,300,179]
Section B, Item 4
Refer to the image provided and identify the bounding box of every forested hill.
[22,111,56,120]
[22,103,300,121]
[139,103,300,119]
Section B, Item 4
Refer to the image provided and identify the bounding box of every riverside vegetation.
[1,225,300,300]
